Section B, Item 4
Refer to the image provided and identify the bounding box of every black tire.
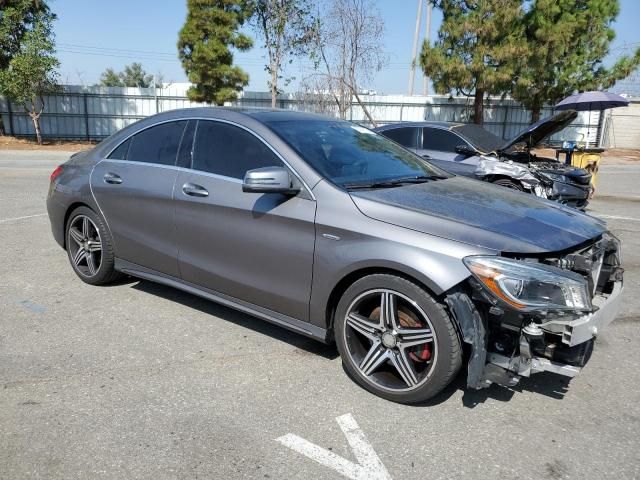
[65,206,122,285]
[334,274,462,404]
[492,178,523,191]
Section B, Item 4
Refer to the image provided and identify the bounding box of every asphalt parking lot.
[1,150,639,480]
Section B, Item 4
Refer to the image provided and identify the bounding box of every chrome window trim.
[99,158,244,184]
[104,116,316,200]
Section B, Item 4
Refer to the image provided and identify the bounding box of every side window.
[422,128,463,152]
[108,138,130,160]
[126,121,187,166]
[382,127,418,148]
[192,121,283,178]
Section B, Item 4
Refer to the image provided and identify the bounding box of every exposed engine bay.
[447,233,623,389]
[476,152,592,209]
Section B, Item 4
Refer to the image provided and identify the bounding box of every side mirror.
[242,166,300,195]
[455,144,476,156]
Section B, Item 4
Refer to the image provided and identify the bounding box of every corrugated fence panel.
[0,85,630,147]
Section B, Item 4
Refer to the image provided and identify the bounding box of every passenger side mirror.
[242,166,300,195]
[455,144,476,156]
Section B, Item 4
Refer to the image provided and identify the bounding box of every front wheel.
[491,178,523,191]
[334,274,462,404]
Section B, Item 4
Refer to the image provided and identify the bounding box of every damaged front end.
[475,156,592,210]
[447,233,623,390]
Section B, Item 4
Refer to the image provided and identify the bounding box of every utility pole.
[408,0,423,96]
[423,1,432,96]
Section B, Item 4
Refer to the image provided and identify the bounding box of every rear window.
[108,138,130,160]
[126,121,187,165]
[381,127,419,148]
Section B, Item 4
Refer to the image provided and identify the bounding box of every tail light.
[50,165,63,182]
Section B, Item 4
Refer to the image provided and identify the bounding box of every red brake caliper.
[398,309,431,362]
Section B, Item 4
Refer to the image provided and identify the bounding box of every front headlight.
[463,256,592,311]
[538,171,566,183]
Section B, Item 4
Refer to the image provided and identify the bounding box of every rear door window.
[192,120,283,179]
[381,127,419,148]
[422,128,463,152]
[126,121,188,165]
[108,138,131,160]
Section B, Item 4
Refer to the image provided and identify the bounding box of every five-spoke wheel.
[345,289,437,390]
[67,214,102,277]
[65,206,121,285]
[335,274,462,403]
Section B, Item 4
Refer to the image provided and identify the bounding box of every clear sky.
[52,0,640,94]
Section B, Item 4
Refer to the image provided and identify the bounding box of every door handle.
[103,172,122,184]
[182,183,209,197]
[421,154,431,159]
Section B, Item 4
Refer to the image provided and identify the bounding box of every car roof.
[375,121,464,131]
[144,106,340,124]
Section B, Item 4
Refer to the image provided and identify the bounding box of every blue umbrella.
[555,91,629,111]
[555,91,629,146]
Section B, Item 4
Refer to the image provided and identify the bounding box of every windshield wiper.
[344,175,448,190]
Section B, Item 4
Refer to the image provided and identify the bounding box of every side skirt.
[115,258,330,343]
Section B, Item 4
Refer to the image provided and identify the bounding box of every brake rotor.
[369,306,431,362]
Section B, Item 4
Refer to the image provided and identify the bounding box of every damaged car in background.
[375,110,592,209]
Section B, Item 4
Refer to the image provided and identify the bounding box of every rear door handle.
[421,154,431,159]
[103,172,122,184]
[182,183,209,197]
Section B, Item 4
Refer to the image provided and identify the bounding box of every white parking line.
[0,213,47,224]
[276,413,392,480]
[597,214,640,223]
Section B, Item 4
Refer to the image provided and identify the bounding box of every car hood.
[498,110,578,152]
[349,176,606,254]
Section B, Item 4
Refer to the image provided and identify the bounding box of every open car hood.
[498,110,577,153]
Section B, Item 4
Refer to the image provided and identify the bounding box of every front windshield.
[264,120,449,187]
[452,124,503,153]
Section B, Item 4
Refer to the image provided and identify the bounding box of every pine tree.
[419,0,527,125]
[178,0,254,105]
[513,0,640,123]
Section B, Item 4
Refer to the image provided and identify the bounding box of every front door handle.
[182,183,209,197]
[421,154,431,159]
[103,172,122,184]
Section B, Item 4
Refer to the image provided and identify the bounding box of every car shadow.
[427,370,571,409]
[129,279,339,360]
[117,278,572,404]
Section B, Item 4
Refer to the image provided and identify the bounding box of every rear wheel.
[334,274,462,404]
[492,178,523,191]
[65,206,121,285]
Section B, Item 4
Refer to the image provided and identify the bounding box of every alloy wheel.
[343,289,438,392]
[67,215,103,277]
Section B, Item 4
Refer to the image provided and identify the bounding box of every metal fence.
[0,84,604,145]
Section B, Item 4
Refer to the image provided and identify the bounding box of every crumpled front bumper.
[539,281,623,347]
[484,281,623,383]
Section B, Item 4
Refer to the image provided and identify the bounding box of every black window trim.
[103,117,315,200]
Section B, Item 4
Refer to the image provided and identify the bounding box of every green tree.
[420,0,527,124]
[513,0,640,123]
[178,0,254,105]
[99,63,153,87]
[0,0,49,69]
[251,0,317,107]
[0,5,58,144]
[99,67,123,87]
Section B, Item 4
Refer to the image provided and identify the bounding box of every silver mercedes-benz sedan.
[47,108,623,404]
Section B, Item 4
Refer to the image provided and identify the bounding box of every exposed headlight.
[538,172,566,183]
[463,256,592,311]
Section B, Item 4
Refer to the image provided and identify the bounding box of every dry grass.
[0,135,96,152]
